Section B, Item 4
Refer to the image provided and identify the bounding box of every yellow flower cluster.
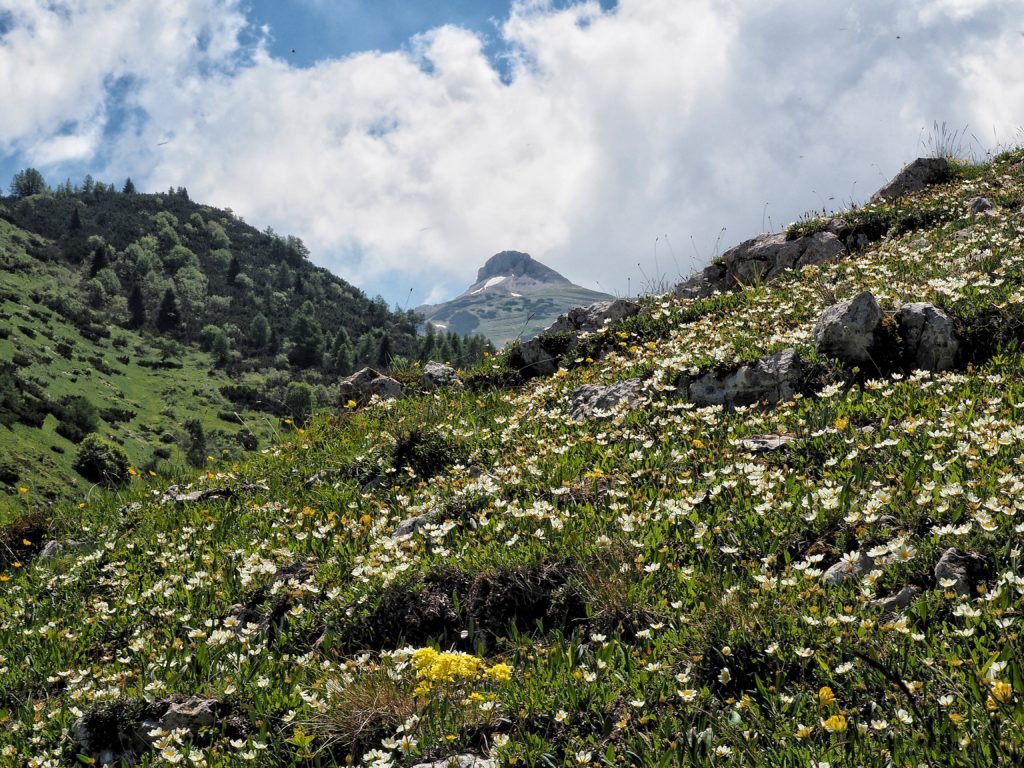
[410,648,512,696]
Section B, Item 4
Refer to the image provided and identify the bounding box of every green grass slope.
[3,150,1024,767]
[0,217,280,505]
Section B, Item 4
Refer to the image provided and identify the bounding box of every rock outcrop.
[675,230,846,299]
[871,157,952,202]
[568,378,644,421]
[339,367,405,404]
[421,361,463,391]
[689,348,801,408]
[895,302,960,372]
[812,291,882,366]
[512,299,640,378]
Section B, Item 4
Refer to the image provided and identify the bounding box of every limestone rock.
[822,551,875,586]
[689,349,801,408]
[568,378,644,421]
[140,696,218,741]
[411,756,495,768]
[873,585,920,616]
[421,361,463,391]
[39,539,93,560]
[934,548,984,597]
[674,262,731,299]
[512,299,639,378]
[739,434,797,453]
[871,157,951,202]
[721,231,846,286]
[339,367,405,404]
[895,302,960,372]
[812,291,882,366]
[969,196,992,213]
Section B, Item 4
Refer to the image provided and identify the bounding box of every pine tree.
[156,288,180,333]
[127,285,146,329]
[70,207,82,232]
[122,177,136,194]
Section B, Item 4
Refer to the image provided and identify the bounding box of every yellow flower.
[345,400,358,409]
[818,686,836,706]
[991,681,1013,704]
[485,663,512,682]
[21,539,32,547]
[794,724,813,739]
[821,714,847,733]
[692,438,705,449]
[17,487,28,494]
[834,417,849,430]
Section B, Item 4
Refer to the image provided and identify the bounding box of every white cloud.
[3,0,1024,303]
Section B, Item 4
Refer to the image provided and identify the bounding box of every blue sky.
[1,0,1022,306]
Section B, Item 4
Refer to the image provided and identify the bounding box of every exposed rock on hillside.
[339,367,405,403]
[689,348,801,408]
[511,299,640,377]
[896,302,960,372]
[568,378,644,421]
[871,157,952,202]
[421,361,463,391]
[675,230,846,298]
[812,291,883,366]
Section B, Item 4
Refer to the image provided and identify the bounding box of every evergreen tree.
[377,333,393,368]
[9,168,46,198]
[287,301,324,368]
[122,177,136,194]
[227,254,241,286]
[248,313,271,352]
[156,288,180,333]
[70,207,82,232]
[183,418,206,467]
[88,244,110,277]
[127,284,146,329]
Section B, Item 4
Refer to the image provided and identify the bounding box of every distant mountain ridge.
[418,251,612,347]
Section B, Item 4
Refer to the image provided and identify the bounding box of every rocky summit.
[417,251,612,347]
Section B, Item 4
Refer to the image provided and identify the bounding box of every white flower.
[575,750,593,765]
[554,709,569,723]
[718,667,731,684]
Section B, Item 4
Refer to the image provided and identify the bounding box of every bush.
[56,395,99,443]
[73,435,129,488]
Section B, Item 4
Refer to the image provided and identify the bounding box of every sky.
[2,0,1023,307]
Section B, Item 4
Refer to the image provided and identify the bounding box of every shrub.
[56,395,99,443]
[73,435,129,488]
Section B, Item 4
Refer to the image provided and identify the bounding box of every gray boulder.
[871,157,951,202]
[969,196,992,213]
[812,291,882,366]
[721,231,846,286]
[546,299,640,334]
[339,367,405,404]
[934,548,984,597]
[74,696,222,766]
[822,551,875,586]
[739,434,797,454]
[412,757,495,768]
[513,299,639,378]
[39,539,93,561]
[689,348,801,408]
[873,585,920,616]
[568,378,643,421]
[140,696,218,740]
[895,302,959,372]
[674,262,731,299]
[421,361,463,391]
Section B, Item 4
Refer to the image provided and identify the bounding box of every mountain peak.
[475,251,571,286]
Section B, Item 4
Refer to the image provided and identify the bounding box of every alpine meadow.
[3,146,1024,766]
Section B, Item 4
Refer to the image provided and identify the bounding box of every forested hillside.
[0,172,491,500]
